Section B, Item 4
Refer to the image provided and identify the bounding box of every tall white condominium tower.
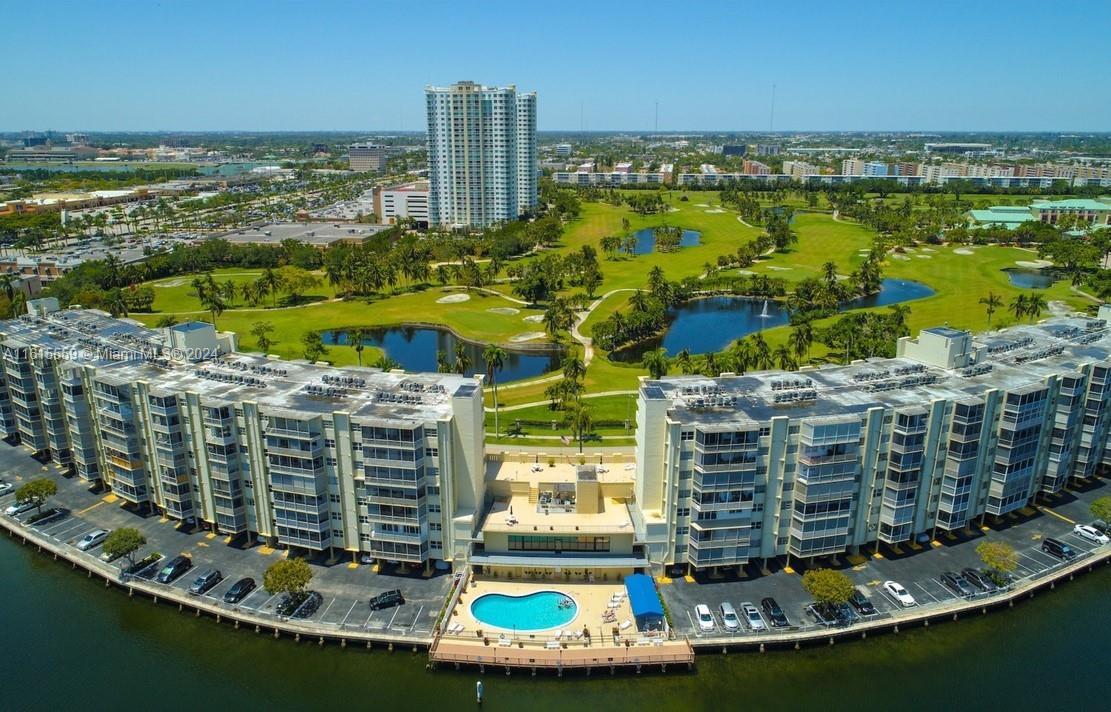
[425,81,537,228]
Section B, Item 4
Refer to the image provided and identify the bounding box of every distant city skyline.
[3,0,1110,132]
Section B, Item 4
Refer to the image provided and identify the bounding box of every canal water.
[612,279,935,361]
[321,326,563,381]
[2,536,1107,711]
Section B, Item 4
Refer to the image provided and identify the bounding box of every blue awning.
[624,573,664,631]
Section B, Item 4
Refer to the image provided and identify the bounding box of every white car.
[76,529,110,551]
[1073,524,1110,545]
[0,481,13,497]
[5,500,35,517]
[883,580,917,607]
[695,604,715,632]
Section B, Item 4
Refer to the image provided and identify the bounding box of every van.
[1041,537,1076,561]
[719,602,740,631]
[188,568,224,595]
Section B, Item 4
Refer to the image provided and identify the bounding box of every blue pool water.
[469,591,578,631]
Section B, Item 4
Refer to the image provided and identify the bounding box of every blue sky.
[4,0,1110,132]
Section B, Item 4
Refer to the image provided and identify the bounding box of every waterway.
[2,535,1107,711]
[320,325,562,382]
[611,278,935,362]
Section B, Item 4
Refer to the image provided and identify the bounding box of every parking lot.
[0,443,450,639]
[662,478,1110,639]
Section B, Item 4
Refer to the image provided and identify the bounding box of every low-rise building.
[377,181,430,226]
[742,160,770,176]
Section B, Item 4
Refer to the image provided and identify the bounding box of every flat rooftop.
[0,309,479,422]
[486,460,635,486]
[482,494,633,534]
[223,222,392,247]
[643,316,1111,426]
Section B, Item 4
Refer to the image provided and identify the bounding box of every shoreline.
[5,509,1107,670]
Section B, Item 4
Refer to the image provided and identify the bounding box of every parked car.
[961,568,999,593]
[25,507,66,527]
[0,481,13,497]
[76,529,110,551]
[740,602,766,631]
[883,580,917,607]
[188,568,223,595]
[1072,524,1110,545]
[760,597,790,627]
[939,571,976,598]
[155,554,193,583]
[1041,537,1077,561]
[223,577,256,604]
[806,602,854,628]
[5,499,37,517]
[719,602,740,631]
[695,604,715,632]
[368,589,405,611]
[849,588,877,616]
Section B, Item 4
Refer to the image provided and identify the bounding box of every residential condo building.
[425,81,538,228]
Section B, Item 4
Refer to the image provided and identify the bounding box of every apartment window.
[430,522,442,531]
[329,494,341,503]
[428,503,441,513]
[325,439,335,448]
[676,507,690,518]
[333,530,343,539]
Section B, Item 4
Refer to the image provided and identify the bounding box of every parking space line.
[1036,506,1076,525]
[1063,534,1095,552]
[339,601,358,626]
[408,605,424,633]
[1017,550,1051,572]
[319,597,336,620]
[684,609,696,634]
[361,611,376,629]
[260,593,281,611]
[76,500,107,515]
[386,607,401,630]
[913,582,940,604]
[48,520,87,539]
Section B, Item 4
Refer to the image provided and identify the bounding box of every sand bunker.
[765,265,792,271]
[953,248,974,255]
[891,254,911,261]
[155,278,188,288]
[704,208,725,214]
[921,248,937,253]
[667,207,680,213]
[487,307,519,315]
[523,314,545,323]
[509,332,547,343]
[1016,259,1053,269]
[737,270,756,276]
[695,203,709,207]
[915,255,932,259]
[436,293,471,304]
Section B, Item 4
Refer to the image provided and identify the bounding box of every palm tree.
[675,348,693,375]
[352,328,368,366]
[751,332,772,370]
[483,344,507,436]
[259,268,282,307]
[979,291,1003,328]
[373,356,401,371]
[702,352,719,377]
[435,350,451,373]
[563,401,594,454]
[104,289,129,318]
[642,348,669,379]
[789,322,813,362]
[562,355,586,384]
[250,321,275,353]
[774,343,797,371]
[1009,293,1028,322]
[1025,291,1048,322]
[453,342,471,374]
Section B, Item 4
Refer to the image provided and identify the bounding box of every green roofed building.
[968,205,1035,230]
[969,198,1111,229]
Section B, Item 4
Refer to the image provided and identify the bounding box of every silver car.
[741,602,766,631]
[76,529,110,551]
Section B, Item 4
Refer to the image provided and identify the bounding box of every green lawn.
[147,267,340,313]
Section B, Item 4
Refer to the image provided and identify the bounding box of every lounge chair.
[498,635,511,646]
[574,630,584,640]
[619,620,632,630]
[554,630,563,640]
[545,640,560,649]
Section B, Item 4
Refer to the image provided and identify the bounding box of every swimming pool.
[469,590,578,631]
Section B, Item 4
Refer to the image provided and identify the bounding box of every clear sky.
[4,0,1110,132]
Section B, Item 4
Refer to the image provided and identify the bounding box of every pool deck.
[430,577,693,670]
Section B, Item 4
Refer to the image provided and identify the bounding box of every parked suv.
[760,597,790,627]
[1041,537,1077,561]
[156,555,193,584]
[939,571,976,598]
[188,568,223,595]
[368,589,405,610]
[961,568,999,593]
[223,577,256,604]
